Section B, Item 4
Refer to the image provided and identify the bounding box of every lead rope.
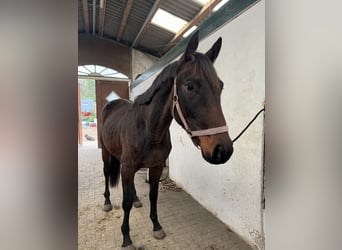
[232,107,265,143]
[172,77,264,142]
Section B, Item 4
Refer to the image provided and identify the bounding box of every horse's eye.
[186,83,194,91]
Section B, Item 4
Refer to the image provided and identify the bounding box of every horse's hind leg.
[102,147,115,212]
[149,165,166,240]
[103,164,113,212]
[120,165,137,249]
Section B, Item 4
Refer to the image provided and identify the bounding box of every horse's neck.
[144,80,173,143]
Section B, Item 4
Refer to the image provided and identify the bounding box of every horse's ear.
[183,30,199,62]
[205,37,222,63]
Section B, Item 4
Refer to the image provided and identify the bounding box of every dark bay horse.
[100,31,233,249]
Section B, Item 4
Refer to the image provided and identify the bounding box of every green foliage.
[79,79,96,101]
[82,113,96,122]
[79,79,97,121]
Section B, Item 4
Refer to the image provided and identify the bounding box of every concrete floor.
[78,140,253,250]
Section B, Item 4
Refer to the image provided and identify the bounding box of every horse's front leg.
[149,165,166,239]
[132,183,142,208]
[121,166,136,250]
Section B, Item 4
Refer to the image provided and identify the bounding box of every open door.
[95,80,129,148]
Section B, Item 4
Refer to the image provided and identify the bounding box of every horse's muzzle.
[203,143,233,165]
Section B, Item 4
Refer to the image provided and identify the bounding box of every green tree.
[79,79,96,101]
[79,79,96,122]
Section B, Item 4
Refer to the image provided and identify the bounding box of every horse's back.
[102,99,133,123]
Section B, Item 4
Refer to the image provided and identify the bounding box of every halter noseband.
[171,77,228,137]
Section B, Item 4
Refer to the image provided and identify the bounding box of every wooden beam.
[82,0,90,33]
[98,0,106,36]
[116,0,134,41]
[92,0,96,35]
[131,0,162,48]
[161,0,222,54]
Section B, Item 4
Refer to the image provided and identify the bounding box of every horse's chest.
[129,142,171,168]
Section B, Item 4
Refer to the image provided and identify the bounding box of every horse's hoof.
[153,229,166,239]
[133,200,143,208]
[121,244,136,250]
[103,203,113,212]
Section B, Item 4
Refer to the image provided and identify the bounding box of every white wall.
[131,1,264,249]
[131,49,157,81]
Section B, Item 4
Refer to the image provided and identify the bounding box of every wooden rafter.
[92,0,96,35]
[117,0,134,41]
[98,0,106,36]
[82,0,90,33]
[161,0,222,54]
[131,0,162,48]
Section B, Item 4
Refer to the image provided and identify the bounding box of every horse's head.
[172,31,233,164]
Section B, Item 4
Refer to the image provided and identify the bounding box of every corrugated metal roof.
[103,0,125,37]
[138,24,175,55]
[78,0,226,57]
[78,0,85,32]
[121,0,155,45]
[88,0,94,34]
[161,0,202,21]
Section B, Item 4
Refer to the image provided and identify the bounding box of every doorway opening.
[78,64,130,146]
[79,79,97,144]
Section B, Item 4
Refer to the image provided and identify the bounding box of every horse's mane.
[134,62,178,105]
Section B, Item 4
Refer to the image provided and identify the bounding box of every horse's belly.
[140,142,172,168]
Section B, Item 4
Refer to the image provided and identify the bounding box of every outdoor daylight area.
[79,79,97,143]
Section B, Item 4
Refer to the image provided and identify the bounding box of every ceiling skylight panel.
[193,0,211,5]
[183,26,197,38]
[151,8,188,33]
[213,0,229,12]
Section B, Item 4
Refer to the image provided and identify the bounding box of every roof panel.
[78,0,221,57]
[88,0,93,32]
[121,0,154,45]
[78,0,85,32]
[138,24,175,56]
[103,0,126,38]
[161,0,202,21]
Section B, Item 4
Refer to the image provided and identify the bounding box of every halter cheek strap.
[171,77,228,137]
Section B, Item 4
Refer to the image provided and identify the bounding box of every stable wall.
[131,50,158,81]
[131,1,264,249]
[78,34,157,89]
[78,34,131,77]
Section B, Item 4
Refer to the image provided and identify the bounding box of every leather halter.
[171,77,228,137]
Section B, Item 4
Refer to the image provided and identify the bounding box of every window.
[78,65,128,79]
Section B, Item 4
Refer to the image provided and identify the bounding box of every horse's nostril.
[213,144,224,163]
[212,144,233,164]
[213,144,223,160]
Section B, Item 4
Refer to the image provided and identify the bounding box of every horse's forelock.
[194,53,221,90]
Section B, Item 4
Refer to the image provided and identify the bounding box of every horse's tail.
[108,155,120,187]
